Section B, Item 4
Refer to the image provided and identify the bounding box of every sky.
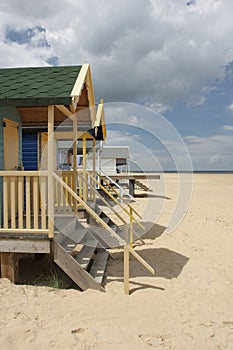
[0,0,233,170]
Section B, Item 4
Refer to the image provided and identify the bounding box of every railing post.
[3,177,8,229]
[92,138,96,202]
[130,207,134,248]
[83,135,87,202]
[48,105,54,238]
[73,117,77,213]
[124,245,130,295]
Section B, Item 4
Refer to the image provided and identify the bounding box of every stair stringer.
[53,240,105,292]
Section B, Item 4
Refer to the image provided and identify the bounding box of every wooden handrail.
[0,170,49,176]
[86,171,144,230]
[79,172,145,243]
[53,172,126,246]
[53,172,155,290]
[96,171,142,219]
[0,229,49,234]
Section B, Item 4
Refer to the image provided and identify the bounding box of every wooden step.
[54,241,105,292]
[75,240,98,270]
[109,223,117,232]
[93,206,103,216]
[61,237,77,252]
[86,226,123,249]
[58,217,77,235]
[89,250,109,285]
[116,227,127,240]
[55,227,88,250]
[54,215,74,231]
[66,227,88,243]
[100,215,110,224]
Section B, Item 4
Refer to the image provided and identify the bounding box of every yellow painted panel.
[3,119,19,170]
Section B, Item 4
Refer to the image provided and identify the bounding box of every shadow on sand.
[138,221,167,240]
[107,219,189,293]
[106,247,189,294]
[108,247,189,280]
[134,193,171,200]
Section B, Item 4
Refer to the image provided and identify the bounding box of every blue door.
[22,132,38,170]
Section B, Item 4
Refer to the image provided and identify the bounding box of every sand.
[0,174,233,349]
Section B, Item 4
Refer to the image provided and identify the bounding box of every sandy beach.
[0,173,233,349]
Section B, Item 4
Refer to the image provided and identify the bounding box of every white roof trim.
[70,63,90,111]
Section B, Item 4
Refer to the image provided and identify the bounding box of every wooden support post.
[124,245,130,295]
[92,138,96,202]
[129,179,135,197]
[48,105,54,238]
[73,117,77,213]
[83,135,87,202]
[1,253,19,283]
[97,148,100,188]
[41,176,46,230]
[130,207,134,248]
[3,177,8,229]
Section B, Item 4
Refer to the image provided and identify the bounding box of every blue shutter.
[22,133,38,170]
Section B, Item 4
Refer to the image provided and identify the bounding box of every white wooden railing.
[0,171,49,235]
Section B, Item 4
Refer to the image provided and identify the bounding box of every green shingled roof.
[0,65,82,106]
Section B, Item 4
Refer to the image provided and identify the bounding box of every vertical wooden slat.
[63,183,66,212]
[73,117,77,212]
[83,136,87,202]
[60,174,65,209]
[10,177,16,229]
[48,105,54,238]
[92,138,96,201]
[54,178,58,208]
[26,176,31,229]
[71,172,74,208]
[67,173,70,207]
[18,176,24,229]
[40,176,47,230]
[3,177,8,229]
[58,179,62,210]
[33,177,39,229]
[62,176,66,211]
[63,176,67,210]
[78,171,83,199]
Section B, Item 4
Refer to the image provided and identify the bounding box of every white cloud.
[222,125,233,130]
[0,0,233,107]
[227,103,233,112]
[146,103,170,113]
[187,95,206,107]
[185,134,233,169]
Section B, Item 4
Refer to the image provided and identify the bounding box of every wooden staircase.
[53,215,110,291]
[86,200,140,246]
[51,172,152,294]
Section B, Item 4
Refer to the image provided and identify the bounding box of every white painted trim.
[70,64,90,111]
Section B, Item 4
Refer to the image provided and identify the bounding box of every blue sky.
[0,0,233,170]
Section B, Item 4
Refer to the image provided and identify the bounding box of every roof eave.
[0,97,72,107]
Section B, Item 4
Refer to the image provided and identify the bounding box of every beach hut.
[0,65,154,294]
[88,146,130,175]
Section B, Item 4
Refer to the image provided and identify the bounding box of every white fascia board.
[70,63,90,111]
